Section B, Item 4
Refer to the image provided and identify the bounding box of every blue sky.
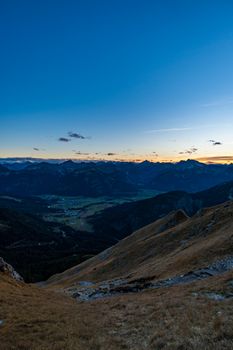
[1,0,233,162]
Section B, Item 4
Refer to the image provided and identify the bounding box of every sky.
[0,0,233,163]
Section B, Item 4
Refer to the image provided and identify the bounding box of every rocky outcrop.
[0,257,23,281]
[65,256,233,302]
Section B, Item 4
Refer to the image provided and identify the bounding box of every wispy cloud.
[72,150,90,155]
[201,98,233,108]
[146,125,218,133]
[196,156,233,163]
[33,147,40,151]
[146,127,193,133]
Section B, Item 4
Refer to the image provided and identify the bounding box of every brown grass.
[1,271,233,349]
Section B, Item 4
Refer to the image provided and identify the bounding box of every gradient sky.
[1,0,233,162]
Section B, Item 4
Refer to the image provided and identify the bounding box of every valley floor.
[1,271,233,350]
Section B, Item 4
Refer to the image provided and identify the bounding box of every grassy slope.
[46,201,233,288]
[1,271,233,349]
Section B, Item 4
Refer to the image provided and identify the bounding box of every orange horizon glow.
[0,153,233,165]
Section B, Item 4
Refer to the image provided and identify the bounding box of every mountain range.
[1,159,233,196]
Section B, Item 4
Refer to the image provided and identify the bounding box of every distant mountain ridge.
[1,159,233,196]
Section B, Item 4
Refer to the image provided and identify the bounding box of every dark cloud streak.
[209,140,222,146]
[58,137,71,142]
[179,147,198,155]
[68,131,90,140]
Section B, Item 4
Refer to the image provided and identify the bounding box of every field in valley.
[40,189,161,231]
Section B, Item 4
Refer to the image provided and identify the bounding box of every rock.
[78,281,94,287]
[66,256,233,302]
[0,257,24,282]
[204,293,225,301]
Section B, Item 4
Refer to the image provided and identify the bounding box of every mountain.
[0,164,9,173]
[1,159,233,196]
[0,161,136,197]
[1,201,233,349]
[149,162,233,192]
[175,159,205,169]
[2,161,34,170]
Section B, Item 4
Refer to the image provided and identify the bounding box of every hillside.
[46,200,233,296]
[1,259,232,350]
[89,180,233,243]
[1,201,233,349]
[0,207,101,282]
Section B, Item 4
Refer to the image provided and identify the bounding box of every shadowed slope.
[46,201,233,289]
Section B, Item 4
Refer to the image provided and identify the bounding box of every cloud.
[152,152,159,157]
[33,147,40,151]
[201,98,233,108]
[75,151,90,155]
[106,152,116,156]
[58,137,71,142]
[146,124,221,134]
[179,147,198,155]
[68,131,89,139]
[209,140,223,146]
[196,156,233,163]
[147,127,193,133]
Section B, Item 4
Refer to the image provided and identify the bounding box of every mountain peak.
[177,159,205,169]
[61,160,76,165]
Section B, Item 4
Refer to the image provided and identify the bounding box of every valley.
[39,189,161,231]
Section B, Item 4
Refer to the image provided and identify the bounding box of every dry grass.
[1,271,233,349]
